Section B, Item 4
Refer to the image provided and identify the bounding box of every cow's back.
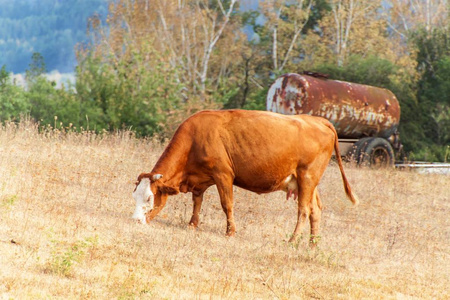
[182,110,335,193]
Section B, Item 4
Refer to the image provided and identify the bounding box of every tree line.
[0,0,449,161]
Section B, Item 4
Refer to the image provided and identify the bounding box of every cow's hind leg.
[189,192,204,228]
[289,168,321,243]
[309,188,322,247]
[214,175,236,236]
[289,184,315,243]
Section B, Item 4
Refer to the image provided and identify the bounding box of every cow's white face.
[132,178,154,224]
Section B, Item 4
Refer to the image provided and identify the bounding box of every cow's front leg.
[215,175,236,236]
[189,192,204,228]
[145,193,168,223]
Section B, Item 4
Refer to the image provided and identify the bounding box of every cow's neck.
[151,138,189,188]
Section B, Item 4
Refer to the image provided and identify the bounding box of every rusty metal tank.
[266,73,401,140]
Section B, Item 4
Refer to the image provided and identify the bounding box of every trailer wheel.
[357,137,395,167]
[348,137,372,163]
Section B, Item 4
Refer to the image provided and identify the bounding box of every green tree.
[27,76,81,128]
[0,65,9,89]
[0,65,30,121]
[26,52,47,87]
[409,28,450,159]
[76,45,185,137]
[315,55,397,87]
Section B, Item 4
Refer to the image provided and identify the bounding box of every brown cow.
[132,109,358,243]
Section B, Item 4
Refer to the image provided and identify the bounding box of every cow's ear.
[152,174,163,182]
[159,184,179,195]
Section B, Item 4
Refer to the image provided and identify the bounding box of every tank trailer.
[266,72,401,166]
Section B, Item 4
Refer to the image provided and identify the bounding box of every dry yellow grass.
[0,121,449,299]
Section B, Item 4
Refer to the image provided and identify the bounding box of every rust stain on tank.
[266,73,401,139]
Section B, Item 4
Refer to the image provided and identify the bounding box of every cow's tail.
[324,121,359,206]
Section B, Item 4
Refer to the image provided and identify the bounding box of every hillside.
[0,121,448,298]
[0,0,108,73]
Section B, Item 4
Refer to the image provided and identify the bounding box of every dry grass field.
[0,121,449,299]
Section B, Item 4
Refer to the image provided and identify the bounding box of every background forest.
[0,0,449,161]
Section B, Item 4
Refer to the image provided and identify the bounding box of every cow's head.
[132,173,178,223]
[132,174,160,223]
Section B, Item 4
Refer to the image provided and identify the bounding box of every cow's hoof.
[225,231,236,237]
[188,222,198,229]
[188,216,199,228]
[288,236,298,243]
[309,235,321,247]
